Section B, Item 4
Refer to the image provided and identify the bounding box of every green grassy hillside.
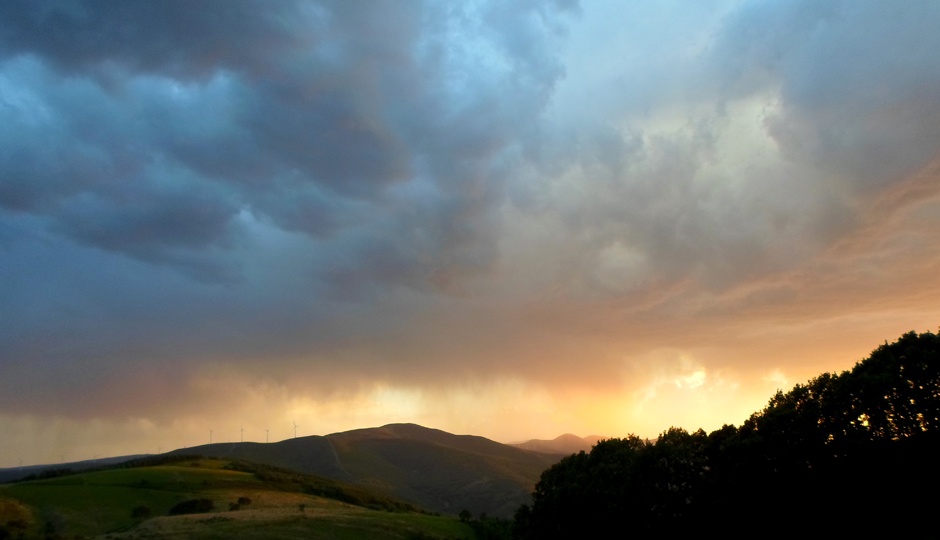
[171,423,560,517]
[0,457,476,539]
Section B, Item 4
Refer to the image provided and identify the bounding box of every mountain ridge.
[1,423,573,517]
[177,423,561,516]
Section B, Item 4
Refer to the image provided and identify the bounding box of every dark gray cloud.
[0,0,574,284]
[0,0,580,417]
[0,0,305,79]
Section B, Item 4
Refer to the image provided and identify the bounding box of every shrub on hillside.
[130,506,151,519]
[168,499,214,515]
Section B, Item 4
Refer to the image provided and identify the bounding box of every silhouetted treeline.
[514,330,940,538]
[6,454,172,484]
[12,468,75,482]
[121,454,204,469]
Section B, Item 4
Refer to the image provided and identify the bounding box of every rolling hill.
[164,423,562,517]
[1,424,570,519]
[0,456,477,539]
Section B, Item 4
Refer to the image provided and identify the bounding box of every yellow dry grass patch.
[0,497,35,535]
[105,491,365,539]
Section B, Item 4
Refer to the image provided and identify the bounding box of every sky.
[1,0,939,467]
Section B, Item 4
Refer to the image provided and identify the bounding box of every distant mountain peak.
[511,434,605,455]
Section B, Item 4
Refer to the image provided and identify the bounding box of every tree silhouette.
[514,330,940,537]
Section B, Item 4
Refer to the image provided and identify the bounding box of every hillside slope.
[0,457,474,539]
[169,423,560,517]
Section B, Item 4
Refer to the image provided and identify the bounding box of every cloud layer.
[2,0,939,465]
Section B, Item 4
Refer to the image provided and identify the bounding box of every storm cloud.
[1,0,939,465]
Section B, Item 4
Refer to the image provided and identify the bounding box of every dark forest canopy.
[514,330,940,538]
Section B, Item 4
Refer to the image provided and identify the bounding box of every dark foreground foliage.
[459,510,512,540]
[515,330,940,538]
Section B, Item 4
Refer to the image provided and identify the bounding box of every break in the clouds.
[2,0,939,465]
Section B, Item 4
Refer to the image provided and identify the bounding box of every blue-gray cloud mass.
[1,0,939,463]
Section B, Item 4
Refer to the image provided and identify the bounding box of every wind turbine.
[266,428,269,443]
[293,421,299,439]
[240,425,244,443]
[210,429,213,444]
